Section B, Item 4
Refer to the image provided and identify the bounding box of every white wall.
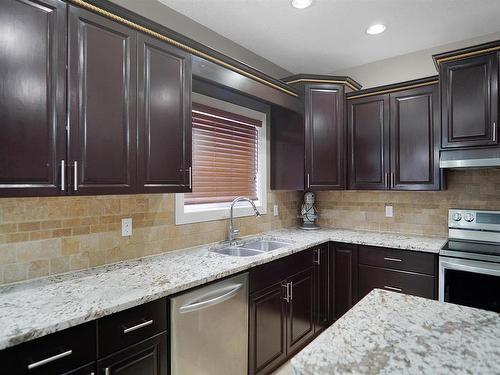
[109,0,291,79]
[333,31,500,89]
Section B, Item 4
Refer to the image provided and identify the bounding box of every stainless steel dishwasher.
[170,273,248,375]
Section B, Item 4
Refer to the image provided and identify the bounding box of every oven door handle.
[438,256,500,302]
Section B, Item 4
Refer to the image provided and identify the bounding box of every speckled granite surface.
[291,289,500,375]
[0,228,445,350]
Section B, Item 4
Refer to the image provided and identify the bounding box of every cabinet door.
[137,34,192,193]
[68,6,137,195]
[314,244,330,332]
[287,267,315,355]
[348,94,390,189]
[441,53,498,148]
[390,84,440,190]
[333,243,358,320]
[0,0,66,197]
[249,283,287,375]
[97,333,167,375]
[305,85,345,190]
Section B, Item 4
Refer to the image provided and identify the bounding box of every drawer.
[359,264,435,300]
[98,298,167,357]
[358,246,436,275]
[0,322,96,375]
[249,247,317,293]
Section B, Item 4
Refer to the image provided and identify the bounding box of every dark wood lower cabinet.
[333,243,359,320]
[287,267,315,354]
[249,282,287,375]
[314,244,331,331]
[97,333,167,375]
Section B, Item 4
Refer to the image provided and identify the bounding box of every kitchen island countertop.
[291,289,500,375]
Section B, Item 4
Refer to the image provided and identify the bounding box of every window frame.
[175,93,267,225]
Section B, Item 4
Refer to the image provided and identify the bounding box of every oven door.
[439,256,500,313]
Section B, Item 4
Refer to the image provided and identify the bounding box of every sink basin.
[240,239,291,252]
[211,247,263,257]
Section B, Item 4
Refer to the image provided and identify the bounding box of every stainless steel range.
[439,209,500,313]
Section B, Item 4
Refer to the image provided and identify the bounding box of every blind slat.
[185,102,261,205]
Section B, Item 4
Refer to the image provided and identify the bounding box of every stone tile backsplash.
[1,169,499,285]
[0,191,301,284]
[316,169,500,237]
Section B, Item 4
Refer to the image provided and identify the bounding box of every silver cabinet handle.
[60,160,65,191]
[384,285,402,292]
[73,161,78,191]
[27,349,72,370]
[188,166,192,189]
[383,257,402,262]
[493,122,497,142]
[123,319,153,334]
[282,282,290,303]
[385,172,389,188]
[306,173,310,189]
[391,172,395,187]
[313,249,320,265]
[289,281,293,301]
[105,368,111,375]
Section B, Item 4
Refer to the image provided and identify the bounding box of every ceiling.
[157,0,500,76]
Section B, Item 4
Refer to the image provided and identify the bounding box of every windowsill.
[175,196,267,225]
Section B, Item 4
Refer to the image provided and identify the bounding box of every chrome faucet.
[228,197,261,243]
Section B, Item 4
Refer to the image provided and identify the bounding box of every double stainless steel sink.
[210,239,292,257]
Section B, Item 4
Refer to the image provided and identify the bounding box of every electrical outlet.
[273,204,279,217]
[121,218,132,237]
[385,205,394,218]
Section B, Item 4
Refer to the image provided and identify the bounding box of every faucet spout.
[228,196,261,243]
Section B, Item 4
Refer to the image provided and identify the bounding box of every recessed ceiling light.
[291,0,313,9]
[366,24,387,35]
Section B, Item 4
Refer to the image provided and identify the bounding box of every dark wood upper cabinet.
[68,5,137,195]
[137,34,192,193]
[441,53,498,148]
[390,84,441,190]
[333,243,358,320]
[305,85,346,190]
[348,94,390,190]
[0,0,67,197]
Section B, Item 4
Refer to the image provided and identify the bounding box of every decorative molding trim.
[69,0,299,97]
[346,80,438,100]
[435,45,500,65]
[284,78,360,91]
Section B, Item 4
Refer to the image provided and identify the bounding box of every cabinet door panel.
[97,333,167,375]
[348,95,390,189]
[334,243,358,319]
[68,6,137,194]
[390,84,440,190]
[314,244,330,332]
[442,53,498,148]
[138,34,192,193]
[306,85,345,190]
[287,267,315,354]
[0,0,66,196]
[249,283,287,375]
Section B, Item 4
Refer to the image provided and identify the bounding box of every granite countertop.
[0,228,445,350]
[291,289,500,375]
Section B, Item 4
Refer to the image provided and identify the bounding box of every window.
[175,93,267,224]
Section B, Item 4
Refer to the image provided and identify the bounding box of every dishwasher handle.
[179,283,244,314]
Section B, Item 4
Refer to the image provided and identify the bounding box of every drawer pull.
[105,368,110,375]
[123,319,153,334]
[384,285,402,292]
[383,257,402,262]
[27,349,72,370]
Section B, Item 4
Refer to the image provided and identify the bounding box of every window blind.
[185,102,262,205]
